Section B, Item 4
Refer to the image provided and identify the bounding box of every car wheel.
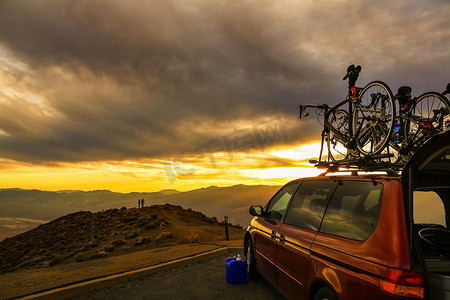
[245,238,257,278]
[313,287,337,300]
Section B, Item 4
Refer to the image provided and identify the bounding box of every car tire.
[313,286,338,300]
[245,238,257,278]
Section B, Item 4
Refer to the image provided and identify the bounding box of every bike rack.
[299,65,450,175]
[310,154,403,176]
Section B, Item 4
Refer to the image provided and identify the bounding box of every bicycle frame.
[300,96,355,162]
[387,85,450,163]
[298,67,448,166]
[299,65,396,163]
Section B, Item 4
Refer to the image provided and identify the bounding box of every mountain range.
[0,184,280,240]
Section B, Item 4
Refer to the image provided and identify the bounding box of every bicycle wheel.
[352,81,395,156]
[327,109,349,161]
[402,91,450,159]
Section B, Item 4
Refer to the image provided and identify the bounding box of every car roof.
[293,171,400,182]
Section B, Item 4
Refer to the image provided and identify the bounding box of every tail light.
[380,268,424,298]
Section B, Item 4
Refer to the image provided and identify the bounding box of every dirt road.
[72,249,285,300]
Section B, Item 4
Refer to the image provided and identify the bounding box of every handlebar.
[299,104,329,119]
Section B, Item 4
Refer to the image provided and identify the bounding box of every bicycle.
[299,65,395,162]
[384,83,450,163]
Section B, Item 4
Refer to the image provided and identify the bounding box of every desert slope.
[0,204,244,274]
[0,184,280,240]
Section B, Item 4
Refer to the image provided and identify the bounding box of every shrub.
[80,239,98,251]
[135,237,150,246]
[65,251,78,259]
[145,223,156,230]
[30,256,45,264]
[92,250,108,259]
[207,217,218,224]
[125,231,139,239]
[105,208,119,214]
[188,234,200,243]
[111,239,126,247]
[103,246,114,252]
[75,254,89,262]
[156,231,173,242]
[137,217,149,227]
[231,224,244,229]
[49,255,64,266]
[159,220,169,228]
[123,216,136,223]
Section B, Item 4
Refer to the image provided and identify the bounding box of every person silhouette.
[138,199,141,208]
[141,198,145,208]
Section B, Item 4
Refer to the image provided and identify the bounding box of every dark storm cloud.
[0,0,449,164]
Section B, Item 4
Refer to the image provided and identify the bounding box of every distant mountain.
[158,189,181,195]
[55,190,83,194]
[0,184,280,240]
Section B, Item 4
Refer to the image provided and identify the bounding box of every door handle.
[271,230,277,239]
[271,231,285,243]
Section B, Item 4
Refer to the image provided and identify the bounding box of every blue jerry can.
[226,255,247,284]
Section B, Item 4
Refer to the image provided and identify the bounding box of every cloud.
[0,0,449,164]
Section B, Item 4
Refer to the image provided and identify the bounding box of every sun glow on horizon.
[266,142,323,160]
[0,142,323,193]
[239,166,322,180]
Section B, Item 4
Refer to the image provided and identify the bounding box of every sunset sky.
[0,0,449,192]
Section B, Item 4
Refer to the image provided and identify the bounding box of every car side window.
[265,182,301,222]
[320,181,383,241]
[284,180,337,231]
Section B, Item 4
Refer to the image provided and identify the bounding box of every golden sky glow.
[0,0,449,193]
[0,142,323,192]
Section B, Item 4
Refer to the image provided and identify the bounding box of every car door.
[402,130,450,299]
[276,179,337,300]
[252,181,301,286]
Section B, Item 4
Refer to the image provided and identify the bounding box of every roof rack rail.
[310,153,404,176]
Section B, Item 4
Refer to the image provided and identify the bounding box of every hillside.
[0,204,244,274]
[0,184,280,240]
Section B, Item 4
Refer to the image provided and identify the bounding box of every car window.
[320,181,383,241]
[265,182,300,222]
[284,180,337,231]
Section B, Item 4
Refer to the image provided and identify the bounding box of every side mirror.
[249,205,263,217]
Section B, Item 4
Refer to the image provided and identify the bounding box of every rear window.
[320,181,383,241]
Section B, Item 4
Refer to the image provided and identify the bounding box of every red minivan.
[245,130,450,300]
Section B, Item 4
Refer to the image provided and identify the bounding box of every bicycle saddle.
[396,86,412,109]
[444,83,450,95]
[343,64,362,81]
